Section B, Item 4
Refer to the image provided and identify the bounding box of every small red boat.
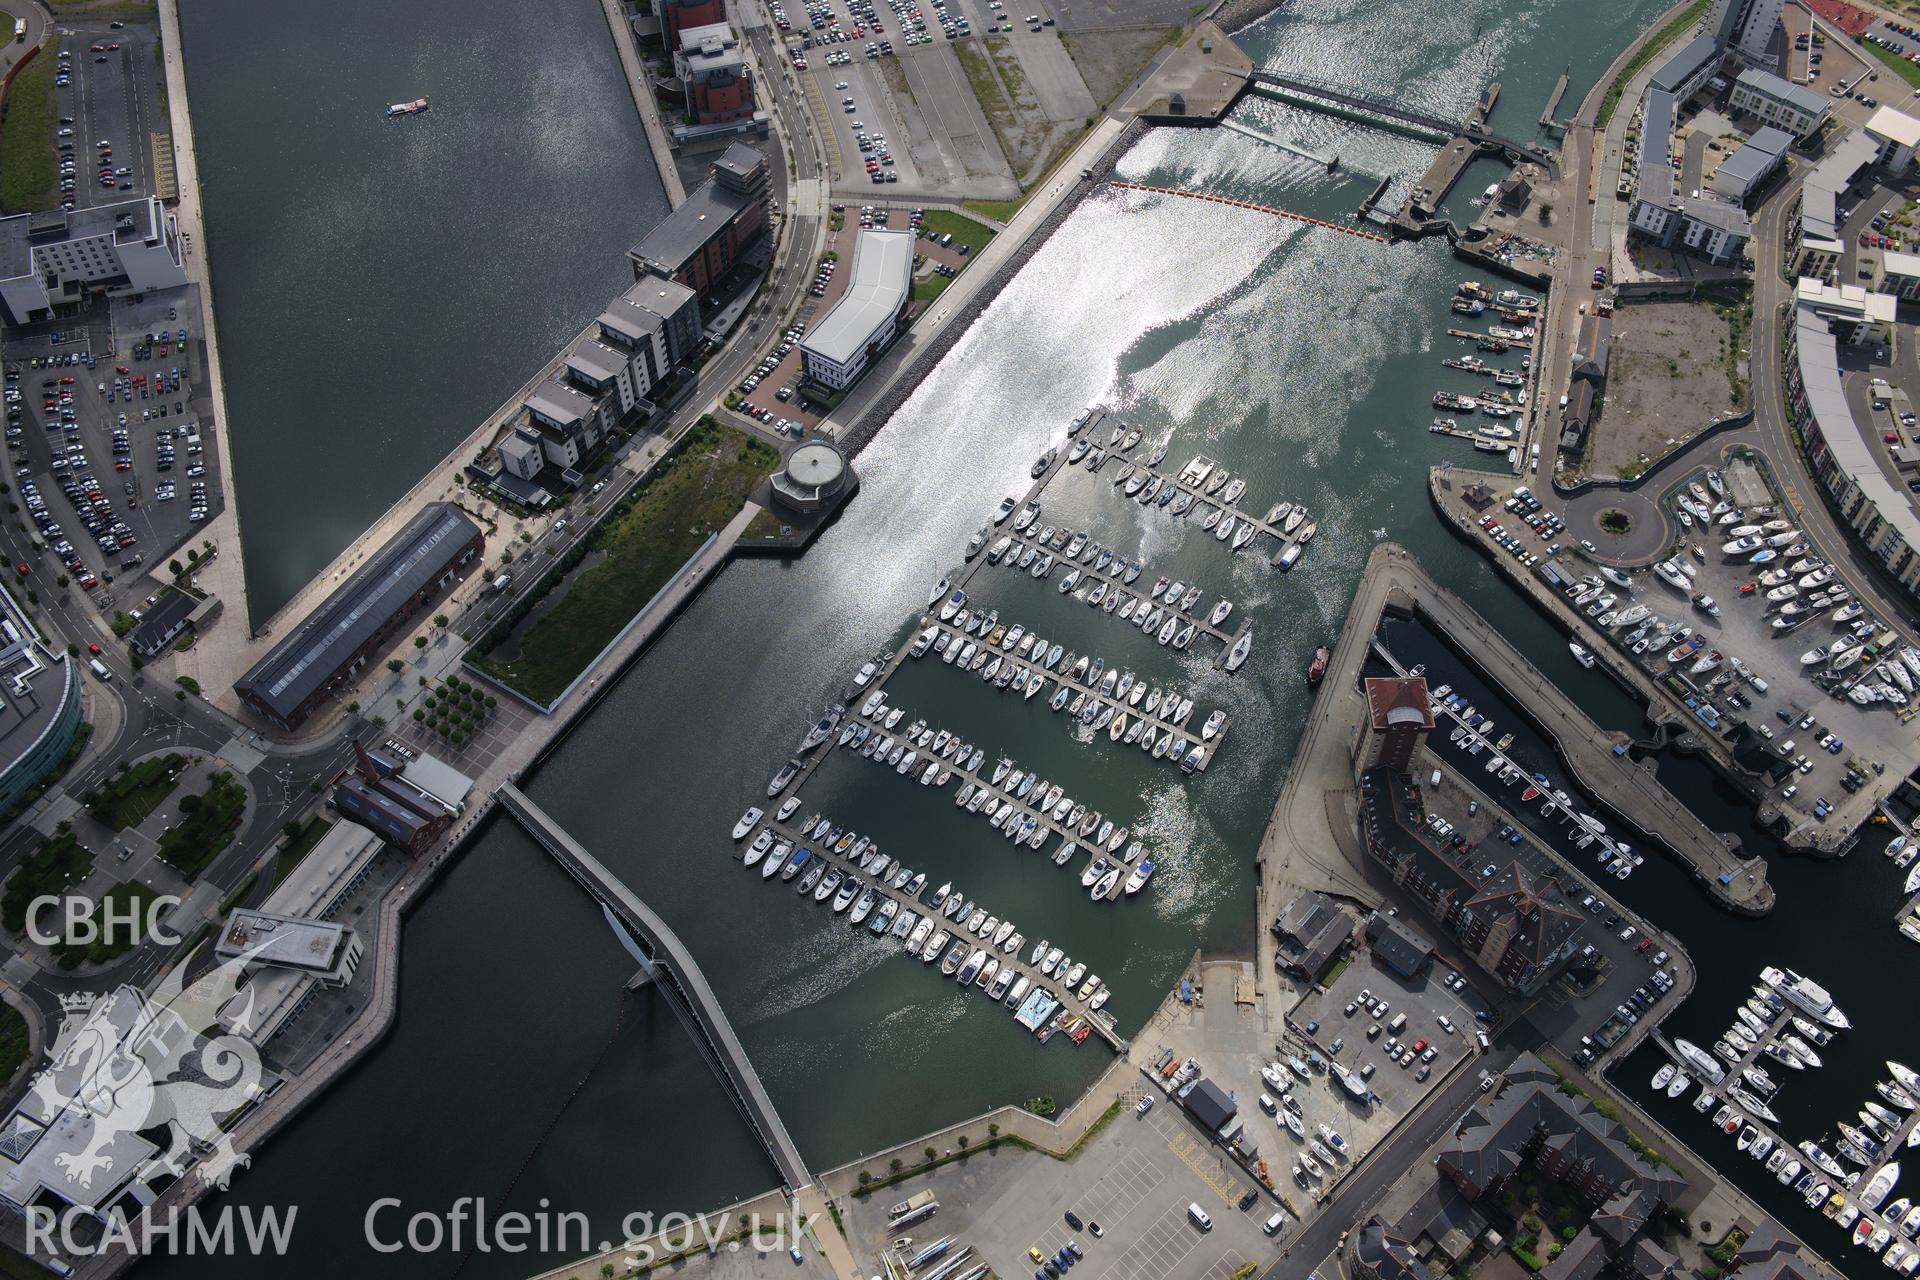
[1307,645,1330,685]
[1521,786,1540,802]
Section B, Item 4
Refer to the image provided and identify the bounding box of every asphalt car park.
[51,21,158,213]
[786,0,1017,195]
[3,293,221,611]
[839,1088,1270,1280]
[1474,472,1907,833]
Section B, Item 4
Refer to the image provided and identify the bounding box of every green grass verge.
[1598,0,1709,127]
[84,752,186,830]
[1856,36,1920,90]
[743,506,790,540]
[158,771,247,878]
[913,271,955,303]
[1,830,93,932]
[471,421,777,704]
[52,880,160,968]
[0,33,59,213]
[916,208,995,254]
[961,196,1027,223]
[953,39,1019,164]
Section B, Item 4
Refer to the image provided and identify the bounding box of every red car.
[58,376,75,385]
[1412,1037,1430,1053]
[86,642,101,655]
[12,563,26,577]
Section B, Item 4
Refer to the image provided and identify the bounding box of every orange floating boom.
[1104,180,1385,242]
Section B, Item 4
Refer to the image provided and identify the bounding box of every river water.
[158,0,1920,1275]
[178,0,669,622]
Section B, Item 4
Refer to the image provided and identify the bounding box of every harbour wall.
[837,118,1150,458]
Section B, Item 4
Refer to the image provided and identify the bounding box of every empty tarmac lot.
[841,1090,1276,1280]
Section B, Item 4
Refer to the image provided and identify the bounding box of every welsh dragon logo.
[28,939,274,1194]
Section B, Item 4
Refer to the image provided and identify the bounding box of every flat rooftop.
[216,909,353,974]
[801,229,913,365]
[0,197,161,280]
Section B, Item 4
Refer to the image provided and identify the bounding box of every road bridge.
[497,783,812,1191]
[1247,70,1557,172]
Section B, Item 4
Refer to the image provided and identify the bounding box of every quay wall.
[1381,521,1772,915]
[1549,410,1753,500]
[1425,468,1811,869]
[837,118,1150,457]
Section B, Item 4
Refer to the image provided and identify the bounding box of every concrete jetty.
[1540,69,1571,132]
[755,811,1127,1051]
[497,784,813,1190]
[1254,543,1769,944]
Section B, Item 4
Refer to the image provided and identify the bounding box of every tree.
[988,1122,1000,1139]
[857,1171,872,1186]
[387,659,404,673]
[347,700,360,714]
[434,614,449,629]
[601,1266,616,1280]
[923,1146,936,1163]
[957,1135,969,1149]
[169,559,183,576]
[888,1157,903,1174]
[414,635,427,649]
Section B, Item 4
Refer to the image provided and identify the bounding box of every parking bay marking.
[1165,1132,1243,1207]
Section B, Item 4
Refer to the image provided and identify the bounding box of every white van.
[1258,1093,1278,1115]
[1388,1012,1408,1034]
[1263,1212,1287,1237]
[87,658,111,682]
[1188,1203,1213,1231]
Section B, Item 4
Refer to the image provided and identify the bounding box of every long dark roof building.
[235,503,482,729]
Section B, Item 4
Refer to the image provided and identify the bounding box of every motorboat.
[732,807,764,840]
[766,759,802,797]
[1761,966,1850,1028]
[1674,1039,1727,1084]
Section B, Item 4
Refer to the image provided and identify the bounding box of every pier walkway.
[496,784,813,1191]
[1246,70,1557,170]
[755,809,1127,1051]
[984,530,1237,647]
[1650,1011,1917,1246]
[922,617,1225,769]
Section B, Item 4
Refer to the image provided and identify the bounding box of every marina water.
[178,0,669,621]
[159,1,1920,1275]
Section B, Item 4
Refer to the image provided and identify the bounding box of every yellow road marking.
[1166,1134,1243,1206]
